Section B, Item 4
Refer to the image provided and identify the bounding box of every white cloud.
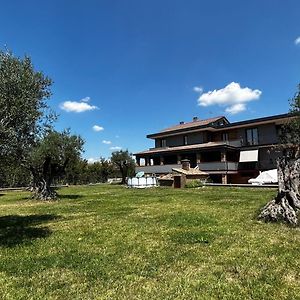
[193,86,203,93]
[102,140,112,144]
[225,103,246,114]
[110,146,122,151]
[60,97,98,113]
[87,157,99,164]
[197,82,261,114]
[295,37,300,45]
[93,125,104,132]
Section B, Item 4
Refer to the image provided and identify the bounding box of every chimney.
[193,116,199,122]
[181,159,190,171]
[179,121,184,125]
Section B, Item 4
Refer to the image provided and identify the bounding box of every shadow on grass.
[0,214,60,247]
[58,194,84,200]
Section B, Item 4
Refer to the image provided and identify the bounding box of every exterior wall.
[228,172,259,184]
[257,124,278,145]
[259,147,282,170]
[166,135,184,147]
[155,132,205,148]
[155,139,161,148]
[230,123,278,146]
[187,132,205,144]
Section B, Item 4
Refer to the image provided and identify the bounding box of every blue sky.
[1,0,299,161]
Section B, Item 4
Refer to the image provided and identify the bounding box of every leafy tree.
[258,85,300,225]
[0,49,54,185]
[0,162,30,187]
[111,150,136,184]
[98,158,114,183]
[29,130,84,200]
[64,158,89,185]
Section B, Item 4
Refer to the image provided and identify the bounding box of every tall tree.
[0,50,54,182]
[29,130,84,200]
[111,150,136,184]
[258,85,300,225]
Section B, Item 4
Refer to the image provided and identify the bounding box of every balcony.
[224,139,243,147]
[135,164,180,174]
[198,161,238,171]
[135,161,239,174]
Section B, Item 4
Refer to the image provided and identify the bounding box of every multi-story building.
[134,113,291,184]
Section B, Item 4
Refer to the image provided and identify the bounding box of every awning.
[239,150,258,162]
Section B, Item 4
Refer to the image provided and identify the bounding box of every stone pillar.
[221,150,227,162]
[145,157,151,166]
[160,156,164,165]
[196,153,201,164]
[222,174,228,184]
[136,157,140,166]
[177,154,181,164]
[181,159,190,171]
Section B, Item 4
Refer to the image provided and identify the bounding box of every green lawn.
[0,185,299,299]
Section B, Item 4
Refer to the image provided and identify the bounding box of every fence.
[127,177,158,188]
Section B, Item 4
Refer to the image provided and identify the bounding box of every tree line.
[0,154,135,188]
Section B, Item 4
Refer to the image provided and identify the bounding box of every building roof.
[134,141,233,156]
[172,167,208,176]
[147,116,228,138]
[219,113,291,129]
[146,113,292,139]
[160,116,226,133]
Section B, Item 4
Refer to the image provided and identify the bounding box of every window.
[246,128,258,145]
[183,135,188,145]
[222,132,228,142]
[161,139,167,147]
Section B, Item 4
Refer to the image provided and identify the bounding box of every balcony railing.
[135,164,180,174]
[224,139,243,147]
[198,161,238,171]
[148,139,243,151]
[135,161,239,174]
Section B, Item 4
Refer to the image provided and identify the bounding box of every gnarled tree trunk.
[258,156,300,225]
[29,157,57,201]
[32,178,57,201]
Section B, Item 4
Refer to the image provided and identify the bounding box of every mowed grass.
[0,185,300,300]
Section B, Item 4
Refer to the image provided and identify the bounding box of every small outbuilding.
[158,159,209,188]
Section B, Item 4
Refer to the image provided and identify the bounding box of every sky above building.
[0,0,299,161]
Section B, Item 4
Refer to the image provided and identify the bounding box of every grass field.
[0,185,299,299]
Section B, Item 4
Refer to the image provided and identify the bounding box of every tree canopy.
[0,50,54,162]
[280,84,300,153]
[111,150,136,184]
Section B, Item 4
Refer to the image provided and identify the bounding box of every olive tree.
[29,130,84,200]
[258,85,300,225]
[111,150,136,184]
[0,50,54,185]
